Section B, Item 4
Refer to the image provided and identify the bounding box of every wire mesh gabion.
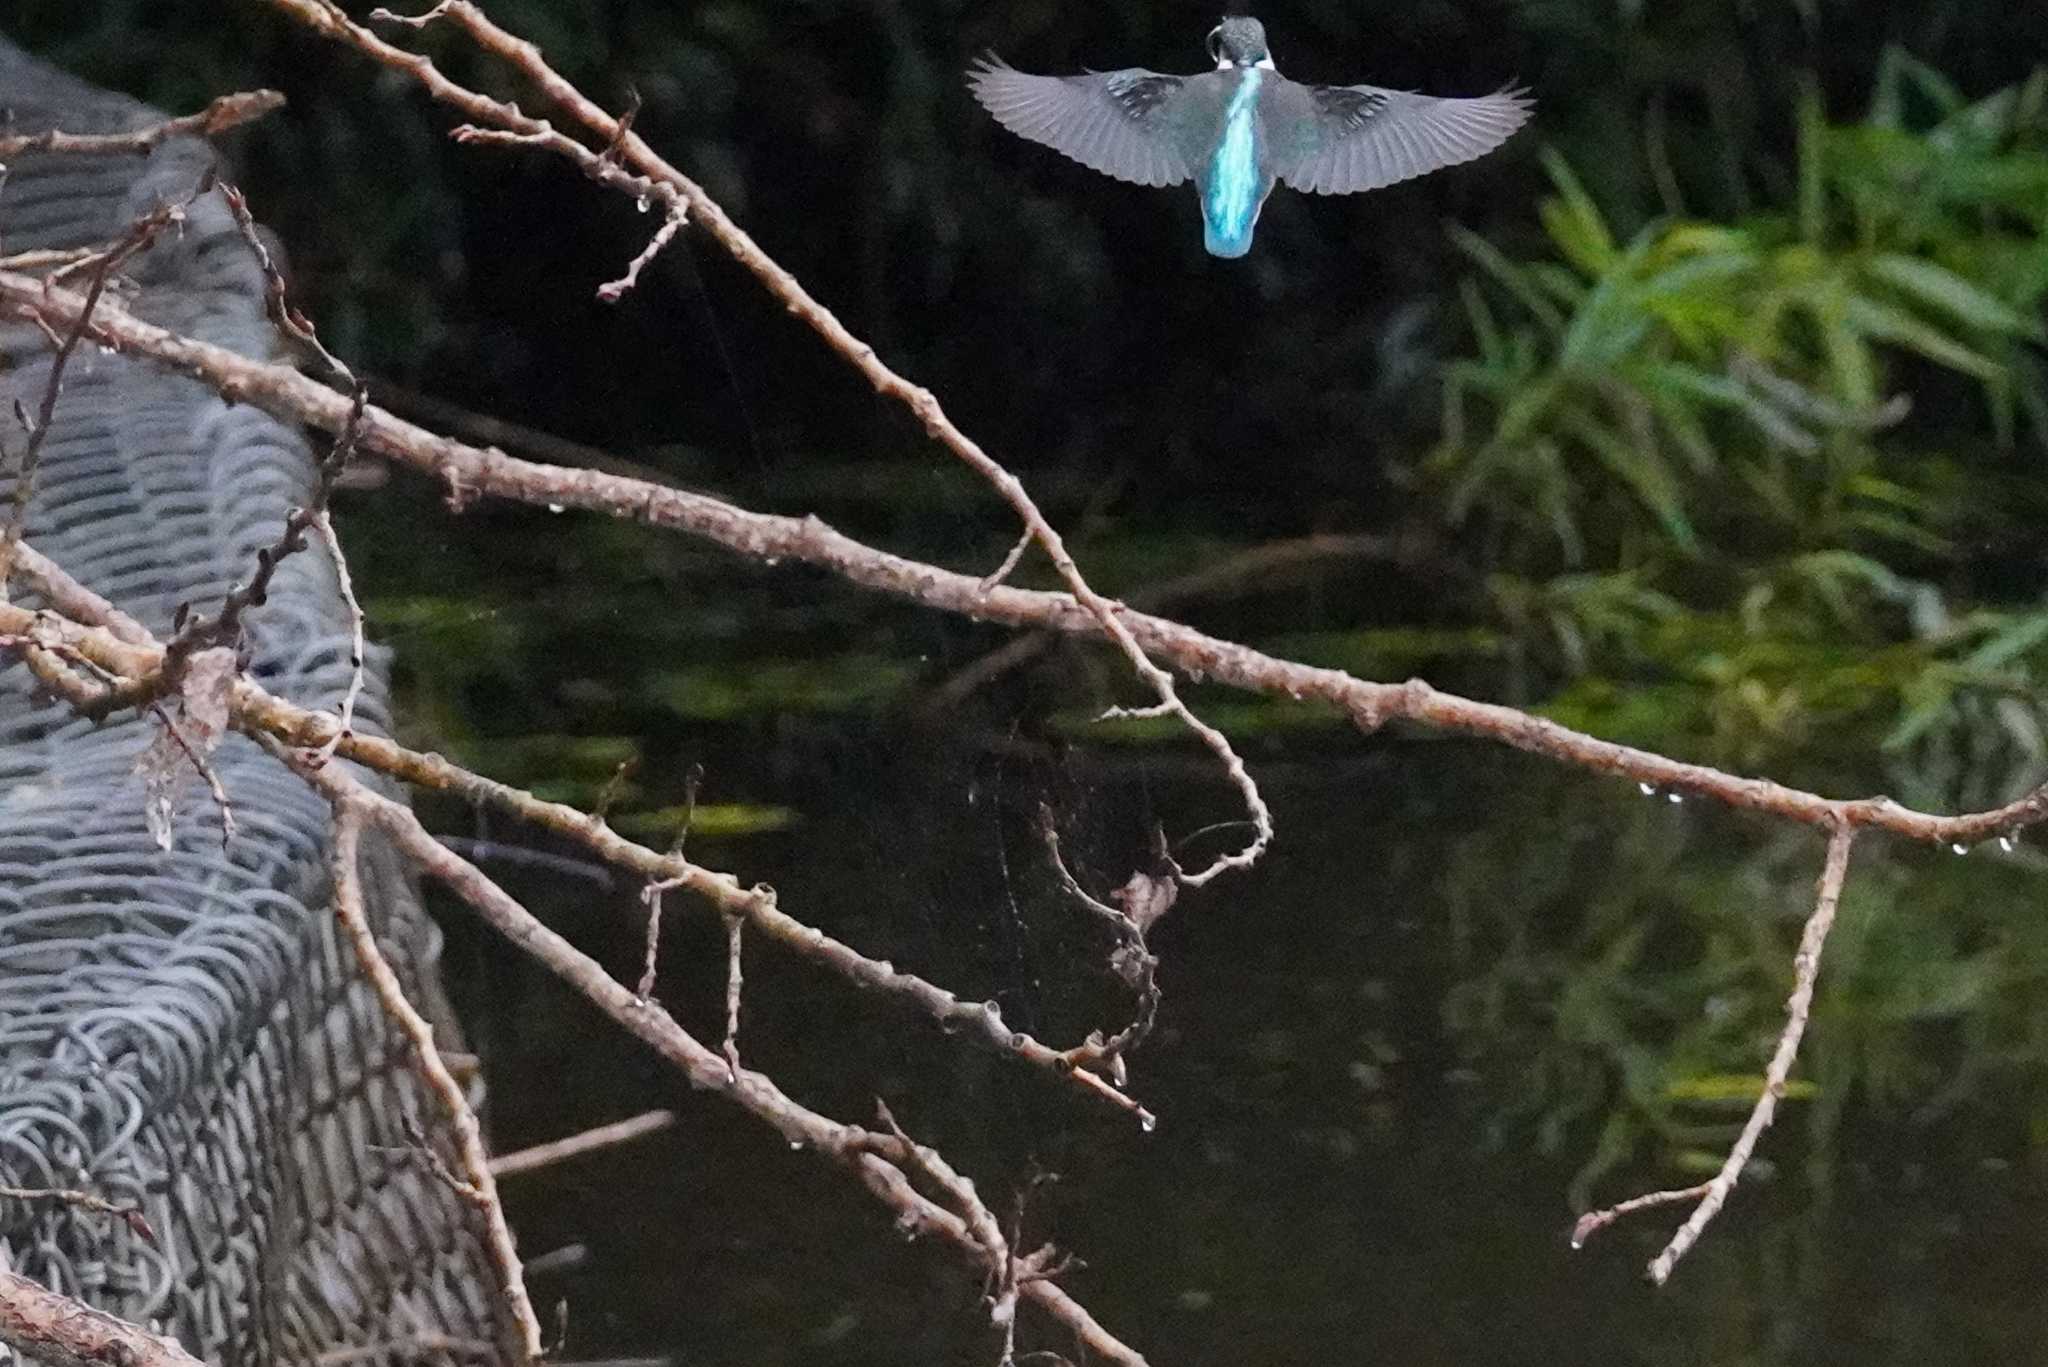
[0,40,516,1367]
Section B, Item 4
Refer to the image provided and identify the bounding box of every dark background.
[12,0,2040,538]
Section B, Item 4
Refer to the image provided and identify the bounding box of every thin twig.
[488,1109,676,1179]
[310,387,370,765]
[325,799,544,1362]
[979,527,1033,594]
[596,206,686,303]
[637,877,677,1000]
[595,88,642,168]
[0,1185,156,1244]
[720,910,746,1076]
[163,386,362,697]
[148,701,238,847]
[217,179,354,383]
[308,506,367,761]
[593,757,638,826]
[638,764,699,999]
[871,1100,1019,1349]
[0,193,194,596]
[0,90,285,160]
[0,247,104,273]
[1040,815,1124,925]
[1570,1183,1708,1250]
[437,836,615,887]
[1039,811,1169,1095]
[213,187,370,762]
[1573,824,1858,1283]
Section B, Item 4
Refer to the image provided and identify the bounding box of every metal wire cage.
[0,40,516,1367]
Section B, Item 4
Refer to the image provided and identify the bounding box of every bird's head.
[1206,16,1273,70]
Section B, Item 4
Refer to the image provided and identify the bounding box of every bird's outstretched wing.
[1267,82,1532,195]
[967,56,1193,188]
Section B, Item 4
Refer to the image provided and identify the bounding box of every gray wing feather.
[968,56,1192,188]
[1270,81,1532,195]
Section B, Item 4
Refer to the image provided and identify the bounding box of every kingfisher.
[968,16,1532,258]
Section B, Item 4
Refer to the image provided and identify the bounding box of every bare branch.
[926,530,1436,713]
[721,910,745,1079]
[596,206,687,303]
[488,1109,676,1179]
[871,1100,1020,1352]
[307,503,367,763]
[0,1269,211,1367]
[217,179,355,383]
[1573,824,1858,1283]
[0,90,285,160]
[324,795,545,1362]
[6,540,154,644]
[0,292,2038,852]
[979,527,1034,594]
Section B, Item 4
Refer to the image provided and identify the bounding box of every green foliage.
[643,655,922,721]
[1421,51,2048,1194]
[612,802,798,840]
[1429,52,2048,794]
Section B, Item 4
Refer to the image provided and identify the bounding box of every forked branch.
[258,0,1271,886]
[1572,823,1857,1282]
[297,759,1147,1366]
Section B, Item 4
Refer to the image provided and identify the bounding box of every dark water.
[416,688,2048,1366]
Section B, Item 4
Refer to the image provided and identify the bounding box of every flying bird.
[968,16,1532,258]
